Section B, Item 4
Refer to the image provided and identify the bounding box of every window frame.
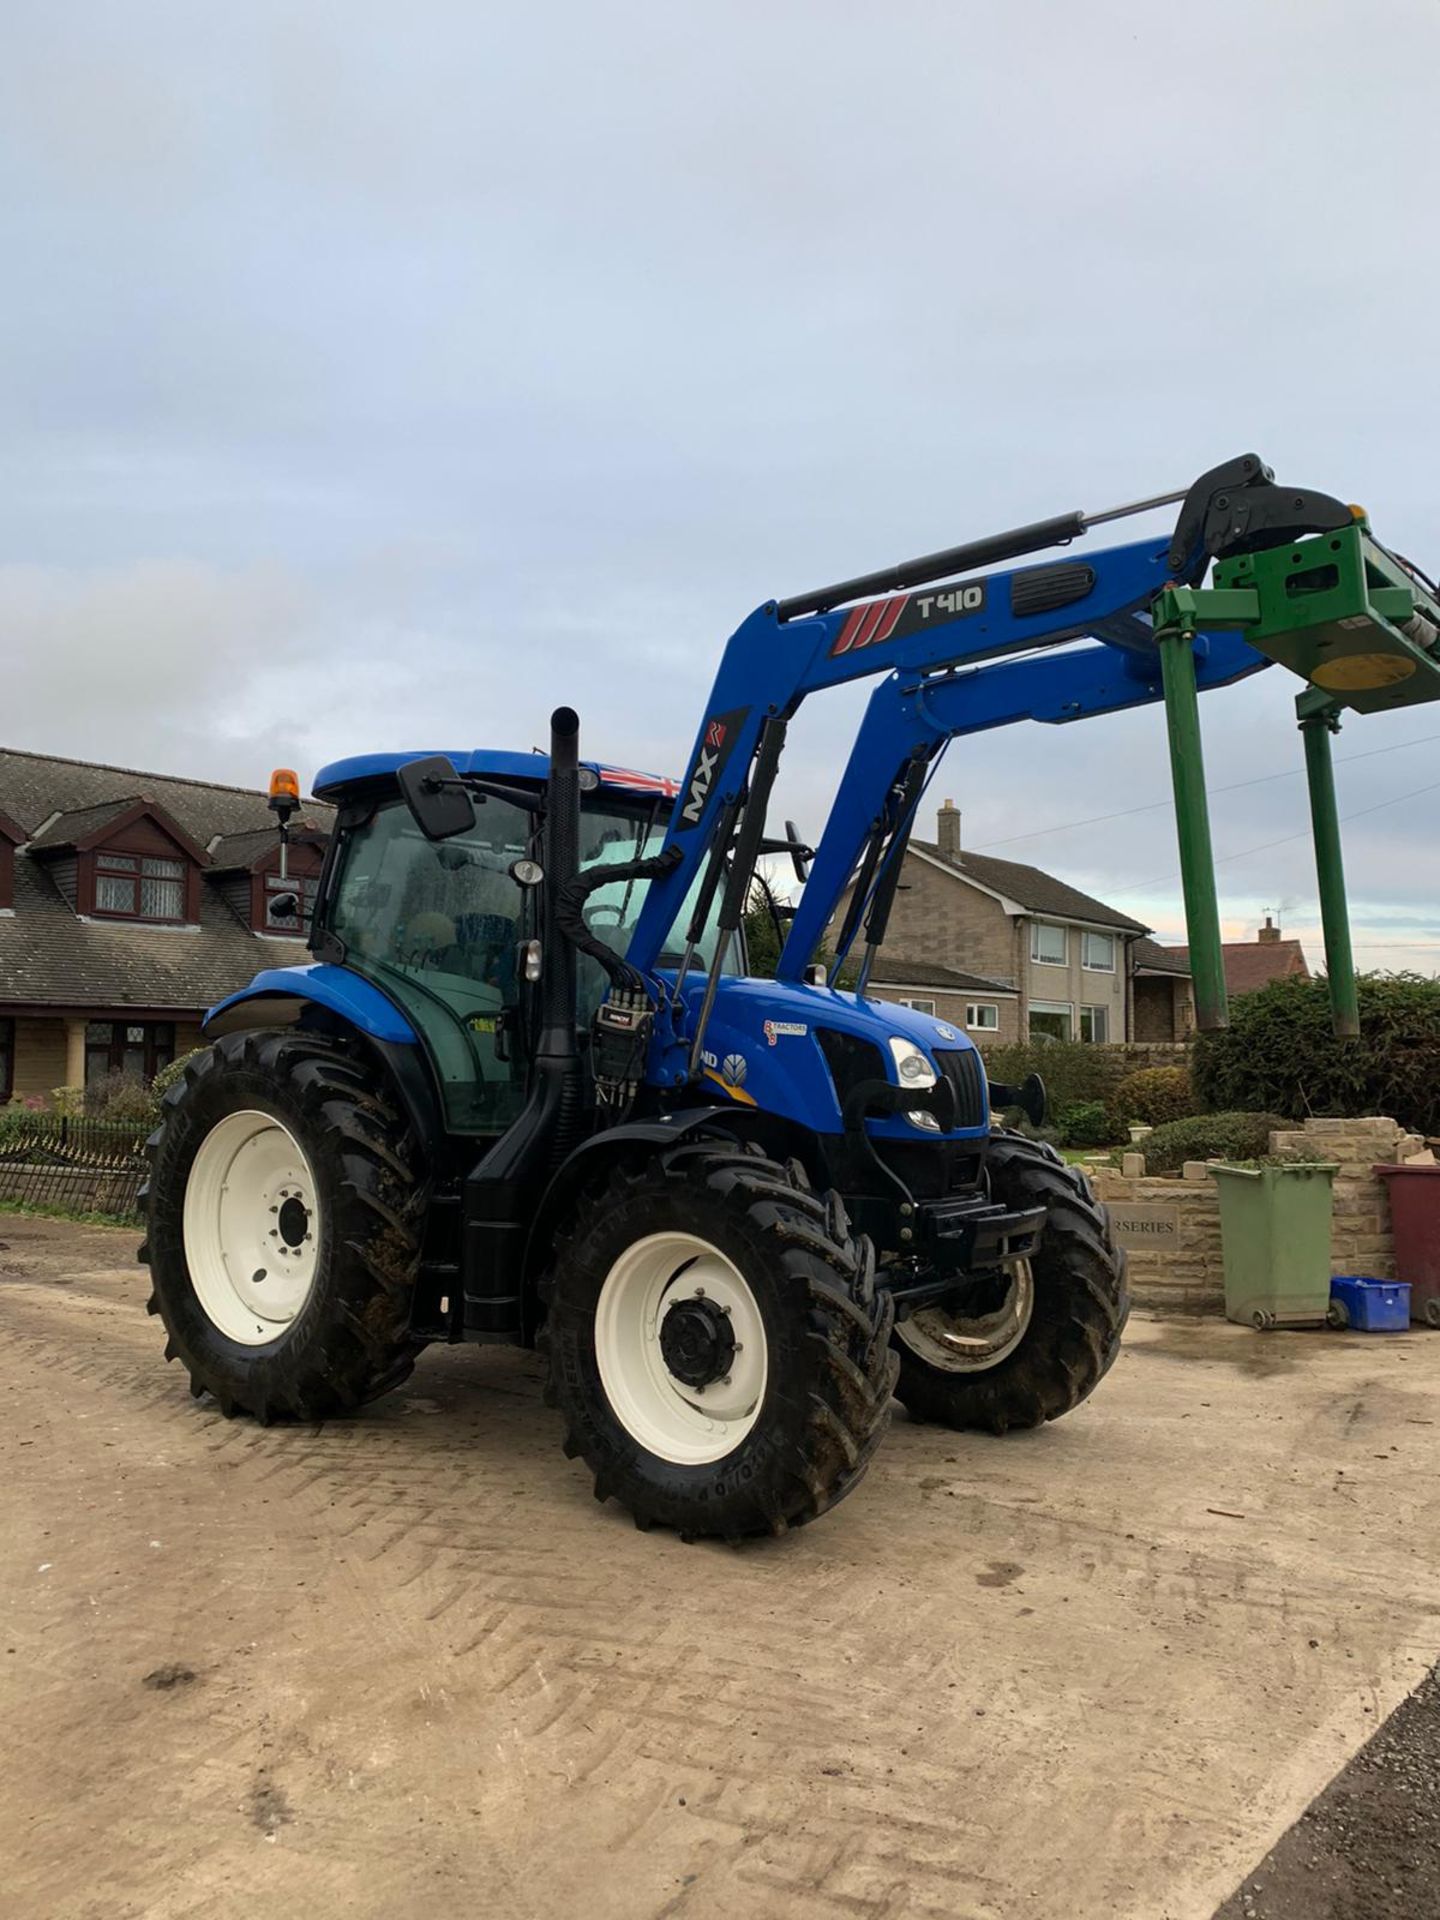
[83,1019,176,1087]
[1028,999,1074,1041]
[1081,929,1117,972]
[1030,920,1068,966]
[89,848,188,925]
[965,1002,1000,1031]
[1079,1003,1110,1044]
[894,996,937,1015]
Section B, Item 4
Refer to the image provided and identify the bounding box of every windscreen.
[329,796,535,1133]
[325,788,730,1134]
[577,797,731,1021]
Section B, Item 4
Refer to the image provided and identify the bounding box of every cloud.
[0,0,1436,969]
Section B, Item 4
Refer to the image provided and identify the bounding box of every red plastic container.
[1375,1164,1440,1326]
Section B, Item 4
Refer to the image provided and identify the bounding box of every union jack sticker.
[595,764,679,798]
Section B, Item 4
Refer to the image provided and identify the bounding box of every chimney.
[937,798,961,859]
[1258,915,1281,944]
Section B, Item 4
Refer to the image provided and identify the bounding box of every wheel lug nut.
[694,1287,706,1298]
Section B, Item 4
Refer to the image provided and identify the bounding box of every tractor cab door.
[327,796,535,1135]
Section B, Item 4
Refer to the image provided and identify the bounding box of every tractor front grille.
[934,1047,987,1131]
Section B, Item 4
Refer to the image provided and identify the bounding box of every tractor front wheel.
[891,1131,1127,1433]
[141,1030,429,1421]
[543,1142,897,1540]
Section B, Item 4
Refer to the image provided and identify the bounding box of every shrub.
[83,1074,159,1123]
[1109,1064,1192,1133]
[1002,1117,1063,1150]
[1055,1099,1114,1148]
[982,1038,1113,1119]
[1192,973,1440,1136]
[1140,1110,1290,1177]
[152,1049,205,1103]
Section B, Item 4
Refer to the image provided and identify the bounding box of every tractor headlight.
[888,1037,937,1088]
[906,1108,942,1132]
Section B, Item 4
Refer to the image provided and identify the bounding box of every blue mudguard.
[204,964,418,1044]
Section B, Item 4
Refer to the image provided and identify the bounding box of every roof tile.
[911,839,1150,934]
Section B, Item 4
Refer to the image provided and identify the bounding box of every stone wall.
[1089,1114,1424,1313]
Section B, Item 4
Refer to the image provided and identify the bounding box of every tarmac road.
[3,1214,1438,1920]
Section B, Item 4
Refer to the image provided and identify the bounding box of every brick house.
[1131,937,1196,1041]
[0,749,330,1104]
[1168,916,1311,997]
[865,957,1022,1042]
[835,800,1187,1044]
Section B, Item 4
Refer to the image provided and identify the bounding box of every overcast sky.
[3,1,1438,971]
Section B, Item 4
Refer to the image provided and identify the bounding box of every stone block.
[1121,1153,1145,1177]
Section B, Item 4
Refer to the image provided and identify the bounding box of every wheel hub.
[593,1232,768,1466]
[183,1110,321,1347]
[276,1194,310,1248]
[659,1293,737,1389]
[895,1258,1036,1374]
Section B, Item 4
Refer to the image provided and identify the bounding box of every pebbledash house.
[0,748,330,1104]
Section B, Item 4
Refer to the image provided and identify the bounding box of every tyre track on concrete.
[5,1223,1440,1920]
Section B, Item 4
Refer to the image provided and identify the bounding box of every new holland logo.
[677,705,748,829]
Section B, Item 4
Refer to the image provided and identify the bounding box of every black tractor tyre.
[891,1130,1128,1434]
[140,1029,429,1422]
[542,1140,898,1541]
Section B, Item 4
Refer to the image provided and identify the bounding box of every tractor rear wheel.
[543,1141,897,1540]
[140,1030,429,1421]
[891,1131,1127,1433]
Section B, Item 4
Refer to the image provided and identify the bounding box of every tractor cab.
[309,750,730,1135]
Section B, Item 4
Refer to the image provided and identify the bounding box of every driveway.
[3,1215,1438,1920]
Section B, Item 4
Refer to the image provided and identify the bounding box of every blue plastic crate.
[1329,1275,1411,1332]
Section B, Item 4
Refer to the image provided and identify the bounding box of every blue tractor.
[141,456,1440,1538]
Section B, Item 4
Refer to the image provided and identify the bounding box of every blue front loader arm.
[779,628,1265,980]
[625,533,1269,978]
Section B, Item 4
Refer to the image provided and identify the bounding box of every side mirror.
[397,755,477,841]
[989,1071,1047,1129]
[784,819,813,885]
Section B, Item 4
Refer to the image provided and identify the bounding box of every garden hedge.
[1191,973,1440,1137]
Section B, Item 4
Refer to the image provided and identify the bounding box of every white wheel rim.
[594,1231,768,1466]
[896,1260,1035,1374]
[183,1110,321,1347]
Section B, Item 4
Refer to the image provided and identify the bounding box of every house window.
[1080,1004,1110,1044]
[1029,1000,1073,1041]
[1030,921,1067,966]
[0,1017,12,1099]
[84,1021,175,1088]
[894,996,936,1015]
[1081,930,1116,971]
[93,851,186,922]
[966,1003,1000,1031]
[264,874,320,932]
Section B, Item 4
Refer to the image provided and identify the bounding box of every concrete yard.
[3,1215,1438,1920]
